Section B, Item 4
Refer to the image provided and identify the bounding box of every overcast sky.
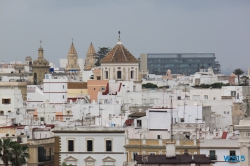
[0,1,250,73]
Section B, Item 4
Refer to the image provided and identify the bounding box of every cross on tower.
[39,40,42,47]
[118,31,121,38]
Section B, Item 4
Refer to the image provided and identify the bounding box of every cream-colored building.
[125,138,199,162]
[100,38,140,82]
[84,42,97,71]
[65,42,80,73]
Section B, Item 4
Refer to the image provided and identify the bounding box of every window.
[63,85,64,89]
[105,71,108,79]
[87,140,93,151]
[230,150,236,156]
[131,71,134,79]
[63,95,64,99]
[137,120,142,127]
[117,71,122,79]
[2,99,11,104]
[101,87,105,91]
[97,76,101,80]
[177,96,181,100]
[132,152,138,161]
[106,140,112,151]
[149,152,156,155]
[157,135,161,139]
[184,149,188,154]
[180,118,185,122]
[68,140,74,151]
[231,91,236,96]
[0,111,4,116]
[209,150,217,160]
[204,95,208,100]
[229,150,236,162]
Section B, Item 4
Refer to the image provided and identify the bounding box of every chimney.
[166,142,176,158]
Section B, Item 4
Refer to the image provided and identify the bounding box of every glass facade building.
[139,53,220,75]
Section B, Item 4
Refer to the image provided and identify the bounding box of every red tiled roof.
[100,43,139,63]
[125,119,134,126]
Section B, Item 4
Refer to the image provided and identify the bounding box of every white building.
[200,139,240,166]
[0,88,26,125]
[27,74,68,112]
[53,126,126,166]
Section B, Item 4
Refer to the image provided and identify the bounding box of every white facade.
[200,139,240,166]
[0,88,26,125]
[27,74,68,112]
[54,127,126,166]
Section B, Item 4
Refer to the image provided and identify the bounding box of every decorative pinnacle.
[117,31,122,44]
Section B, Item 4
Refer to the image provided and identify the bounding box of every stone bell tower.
[32,41,50,85]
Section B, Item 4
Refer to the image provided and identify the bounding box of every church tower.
[32,42,50,85]
[84,42,97,71]
[100,32,140,82]
[65,41,80,73]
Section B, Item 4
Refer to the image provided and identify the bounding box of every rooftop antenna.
[170,96,173,142]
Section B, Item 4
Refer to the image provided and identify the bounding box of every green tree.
[233,68,244,85]
[142,83,158,89]
[95,47,111,66]
[0,138,12,166]
[61,162,73,166]
[9,142,30,166]
[241,76,249,85]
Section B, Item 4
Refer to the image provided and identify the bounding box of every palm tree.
[0,138,12,166]
[9,142,30,166]
[233,68,244,85]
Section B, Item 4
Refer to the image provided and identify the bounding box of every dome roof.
[100,42,139,63]
[25,56,32,61]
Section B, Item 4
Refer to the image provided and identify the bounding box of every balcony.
[38,155,54,162]
[208,155,217,160]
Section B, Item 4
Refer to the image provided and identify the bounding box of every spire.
[68,42,77,54]
[117,31,122,44]
[87,42,96,54]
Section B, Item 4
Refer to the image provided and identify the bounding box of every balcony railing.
[38,155,54,162]
[208,155,217,160]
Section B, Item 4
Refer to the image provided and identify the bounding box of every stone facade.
[65,42,80,73]
[32,46,50,85]
[84,42,97,71]
[235,118,250,166]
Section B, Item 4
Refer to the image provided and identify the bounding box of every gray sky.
[1,0,250,73]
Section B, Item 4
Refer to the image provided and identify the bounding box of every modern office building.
[139,53,221,75]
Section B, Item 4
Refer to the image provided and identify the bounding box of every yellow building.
[27,137,54,166]
[125,139,199,162]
